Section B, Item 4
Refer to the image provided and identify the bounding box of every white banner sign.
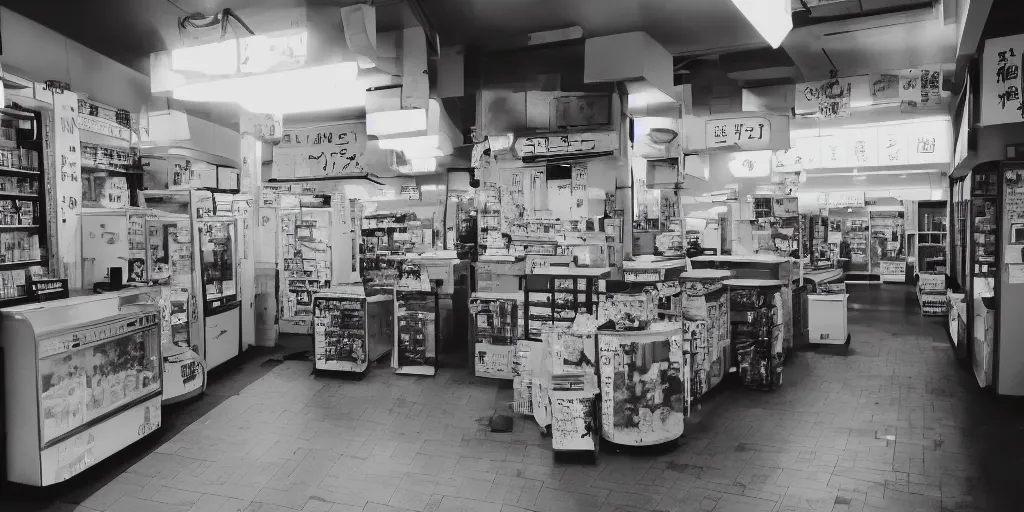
[824,191,865,209]
[981,34,1024,126]
[705,116,772,150]
[273,122,369,178]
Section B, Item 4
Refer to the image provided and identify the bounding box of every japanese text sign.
[982,34,1024,126]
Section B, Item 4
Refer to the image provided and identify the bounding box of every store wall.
[0,7,149,110]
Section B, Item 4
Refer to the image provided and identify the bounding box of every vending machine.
[142,190,244,370]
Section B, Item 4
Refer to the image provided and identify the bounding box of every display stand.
[313,284,393,375]
[546,323,600,458]
[596,258,689,447]
[393,288,439,376]
[727,279,784,390]
[918,272,946,316]
[471,292,522,379]
[678,270,732,404]
[690,255,795,354]
[519,267,608,458]
[597,325,687,447]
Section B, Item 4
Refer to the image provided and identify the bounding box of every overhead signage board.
[824,191,865,209]
[779,119,950,170]
[683,112,790,152]
[705,116,772,151]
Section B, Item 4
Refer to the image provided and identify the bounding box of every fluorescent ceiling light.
[172,40,238,75]
[172,62,362,114]
[378,134,453,158]
[378,135,442,151]
[730,0,793,49]
[367,109,427,136]
[398,158,438,174]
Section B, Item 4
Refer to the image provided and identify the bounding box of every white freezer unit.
[1,299,163,486]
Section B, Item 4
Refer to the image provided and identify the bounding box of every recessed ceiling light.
[899,174,907,179]
[852,175,867,181]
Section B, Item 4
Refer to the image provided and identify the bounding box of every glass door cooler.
[1,304,162,486]
[198,217,241,369]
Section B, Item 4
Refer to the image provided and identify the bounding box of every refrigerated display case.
[145,214,200,355]
[869,211,906,282]
[1,302,162,486]
[198,216,241,369]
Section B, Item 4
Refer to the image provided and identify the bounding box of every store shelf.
[0,107,35,121]
[0,166,40,177]
[0,192,38,199]
[0,225,38,230]
[268,174,385,186]
[0,295,28,308]
[0,259,43,269]
[80,165,143,175]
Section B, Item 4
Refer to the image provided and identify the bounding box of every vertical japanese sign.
[53,90,82,287]
[982,34,1024,126]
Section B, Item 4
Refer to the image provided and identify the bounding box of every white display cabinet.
[1,300,162,486]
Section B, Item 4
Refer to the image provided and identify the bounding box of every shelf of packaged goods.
[80,165,144,175]
[0,259,43,269]
[0,225,38,230]
[0,107,35,121]
[0,166,40,177]
[0,295,28,308]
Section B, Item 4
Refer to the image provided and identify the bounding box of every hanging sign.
[981,34,1024,126]
[772,197,799,218]
[273,122,369,178]
[824,191,865,209]
[705,116,772,150]
[241,113,283,144]
[400,184,420,200]
[898,65,944,111]
[683,113,789,152]
[796,76,860,119]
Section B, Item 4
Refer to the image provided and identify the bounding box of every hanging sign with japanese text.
[982,34,1024,126]
[684,113,790,152]
[705,116,772,150]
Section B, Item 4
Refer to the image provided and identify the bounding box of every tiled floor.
[10,285,1024,511]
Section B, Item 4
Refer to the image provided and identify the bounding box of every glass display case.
[1,303,162,486]
[198,219,238,309]
[39,316,161,445]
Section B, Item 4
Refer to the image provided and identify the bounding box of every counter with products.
[690,255,796,353]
